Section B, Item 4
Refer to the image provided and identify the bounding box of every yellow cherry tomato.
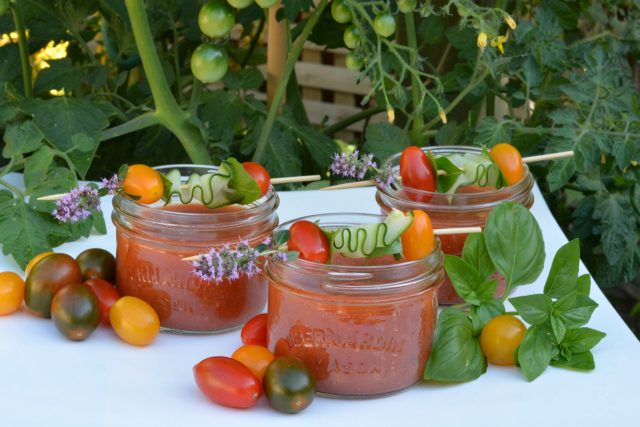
[109,296,160,346]
[0,272,25,315]
[480,315,526,366]
[401,210,435,261]
[25,251,54,275]
[232,344,275,382]
[489,143,524,186]
[122,164,164,204]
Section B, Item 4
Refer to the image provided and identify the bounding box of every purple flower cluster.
[52,186,100,223]
[192,240,262,283]
[330,150,375,180]
[101,174,122,194]
[374,161,395,190]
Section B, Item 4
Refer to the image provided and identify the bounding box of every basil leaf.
[509,294,553,325]
[462,233,495,280]
[544,239,580,298]
[476,279,499,303]
[273,230,290,247]
[485,202,545,292]
[550,351,595,371]
[434,155,464,193]
[424,308,487,382]
[223,157,262,205]
[550,314,567,343]
[558,295,599,328]
[517,325,554,381]
[576,274,591,295]
[475,299,505,329]
[562,327,606,353]
[444,255,484,305]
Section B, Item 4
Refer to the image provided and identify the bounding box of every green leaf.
[33,59,84,96]
[223,157,262,205]
[23,147,55,192]
[273,230,290,247]
[473,117,511,147]
[576,274,591,295]
[418,15,444,45]
[2,120,44,158]
[557,294,599,328]
[593,194,637,267]
[562,327,606,354]
[362,123,411,162]
[550,314,566,343]
[550,351,595,371]
[444,255,485,305]
[509,294,553,326]
[546,158,575,192]
[544,239,580,298]
[485,202,546,291]
[71,133,97,153]
[279,114,337,171]
[517,325,554,381]
[424,308,487,382]
[475,299,505,329]
[462,233,495,280]
[435,156,464,193]
[222,67,265,90]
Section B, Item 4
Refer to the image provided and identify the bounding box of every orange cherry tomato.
[480,315,527,366]
[400,146,436,202]
[122,164,164,204]
[0,272,25,315]
[241,313,268,347]
[193,356,262,408]
[242,161,271,196]
[401,210,435,261]
[83,278,120,326]
[287,220,330,263]
[232,344,275,381]
[489,143,524,186]
[25,252,54,275]
[109,296,160,346]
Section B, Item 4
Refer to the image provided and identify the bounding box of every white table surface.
[1,183,639,427]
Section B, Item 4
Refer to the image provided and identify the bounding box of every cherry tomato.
[0,272,25,315]
[51,283,100,341]
[25,253,82,318]
[191,44,229,84]
[122,164,164,204]
[241,312,268,347]
[242,161,271,196]
[227,0,253,9]
[489,143,524,186]
[400,146,436,202]
[232,344,275,381]
[84,278,120,326]
[345,52,363,71]
[109,296,160,346]
[287,220,330,263]
[373,13,396,37]
[198,0,235,39]
[25,251,53,275]
[193,356,262,408]
[255,0,277,7]
[76,248,116,282]
[343,25,361,49]
[480,315,526,366]
[401,210,435,260]
[398,0,417,13]
[263,356,315,414]
[331,0,351,24]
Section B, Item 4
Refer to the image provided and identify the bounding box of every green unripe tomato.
[343,25,361,49]
[199,0,236,38]
[398,0,417,13]
[0,0,9,16]
[373,13,396,38]
[345,52,363,71]
[227,0,253,8]
[255,0,277,7]
[191,44,229,83]
[331,0,351,24]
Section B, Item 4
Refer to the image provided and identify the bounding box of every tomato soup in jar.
[376,146,534,304]
[266,213,443,398]
[112,165,279,333]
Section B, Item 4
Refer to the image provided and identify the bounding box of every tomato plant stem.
[321,106,386,136]
[0,178,24,198]
[101,112,160,141]
[404,12,424,145]
[252,0,329,164]
[11,3,32,97]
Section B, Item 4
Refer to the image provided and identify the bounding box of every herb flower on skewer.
[329,150,395,189]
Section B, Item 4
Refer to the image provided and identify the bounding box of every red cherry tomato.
[489,143,524,186]
[242,161,271,196]
[401,210,435,260]
[287,220,330,263]
[83,278,120,326]
[193,356,262,409]
[241,313,268,347]
[400,146,436,203]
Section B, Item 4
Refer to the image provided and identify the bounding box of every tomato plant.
[25,252,54,275]
[401,210,435,260]
[331,0,351,24]
[480,315,527,366]
[109,296,160,346]
[0,272,25,315]
[263,356,315,413]
[398,0,417,13]
[241,312,268,347]
[227,0,253,9]
[489,143,524,186]
[232,344,275,381]
[76,248,116,283]
[400,146,436,202]
[343,25,361,49]
[242,162,271,196]
[0,0,9,16]
[51,284,100,341]
[255,0,277,8]
[122,165,164,205]
[345,53,363,71]
[198,0,235,39]
[373,13,396,38]
[287,220,330,263]
[84,278,120,326]
[193,356,262,408]
[190,44,229,84]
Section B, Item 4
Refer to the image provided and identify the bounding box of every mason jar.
[265,213,443,398]
[112,164,279,333]
[376,146,534,304]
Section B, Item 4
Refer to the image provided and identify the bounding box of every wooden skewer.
[180,226,482,262]
[522,150,574,163]
[37,174,322,201]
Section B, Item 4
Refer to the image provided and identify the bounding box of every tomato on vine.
[227,0,253,8]
[345,53,363,71]
[343,25,361,49]
[198,0,235,39]
[255,0,277,7]
[401,210,435,260]
[489,143,524,186]
[242,161,271,196]
[373,13,396,38]
[287,220,330,263]
[398,0,417,13]
[400,146,436,202]
[191,44,229,84]
[122,164,164,204]
[480,315,527,366]
[331,0,351,24]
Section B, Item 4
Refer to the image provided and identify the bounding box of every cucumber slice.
[331,209,414,258]
[434,149,503,195]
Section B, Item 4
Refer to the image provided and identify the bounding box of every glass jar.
[265,213,443,398]
[376,146,534,304]
[112,164,279,334]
